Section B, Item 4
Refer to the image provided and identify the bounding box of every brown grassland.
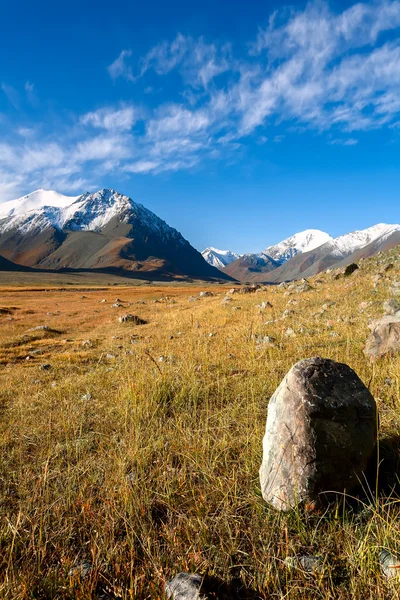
[1,249,400,599]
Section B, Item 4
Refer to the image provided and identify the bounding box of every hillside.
[0,189,233,282]
[1,242,400,598]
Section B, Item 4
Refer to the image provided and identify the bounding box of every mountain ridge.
[0,189,233,281]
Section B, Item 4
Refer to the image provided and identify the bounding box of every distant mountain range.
[0,189,232,281]
[204,225,400,282]
[1,189,399,283]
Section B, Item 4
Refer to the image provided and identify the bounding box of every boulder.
[259,357,377,511]
[165,573,205,600]
[364,315,400,361]
[199,291,214,298]
[344,263,359,277]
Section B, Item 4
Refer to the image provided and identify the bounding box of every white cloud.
[2,0,400,201]
[80,106,137,131]
[108,49,134,81]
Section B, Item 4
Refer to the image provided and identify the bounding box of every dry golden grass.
[1,251,400,599]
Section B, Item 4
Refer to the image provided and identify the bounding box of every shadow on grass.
[201,574,262,599]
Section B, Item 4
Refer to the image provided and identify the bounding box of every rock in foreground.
[259,357,377,511]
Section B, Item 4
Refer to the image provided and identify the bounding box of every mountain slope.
[201,247,240,269]
[224,224,400,283]
[242,224,400,283]
[224,229,332,281]
[0,189,233,281]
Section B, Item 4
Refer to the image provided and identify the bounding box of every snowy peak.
[202,247,241,268]
[263,229,333,263]
[0,189,78,219]
[332,223,400,257]
[0,188,181,241]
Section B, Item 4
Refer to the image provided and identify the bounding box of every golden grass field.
[1,250,400,599]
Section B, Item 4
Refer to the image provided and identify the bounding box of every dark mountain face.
[223,253,281,281]
[0,190,234,281]
[0,254,33,272]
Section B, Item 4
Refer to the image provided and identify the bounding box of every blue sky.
[1,0,400,253]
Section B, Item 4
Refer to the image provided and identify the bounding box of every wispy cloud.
[80,105,137,131]
[2,0,400,201]
[108,49,134,81]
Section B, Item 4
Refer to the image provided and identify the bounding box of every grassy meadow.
[1,250,400,599]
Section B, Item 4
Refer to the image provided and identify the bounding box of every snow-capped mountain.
[263,229,333,263]
[223,223,400,282]
[201,247,241,269]
[0,189,78,219]
[0,189,233,281]
[0,189,180,240]
[330,223,400,258]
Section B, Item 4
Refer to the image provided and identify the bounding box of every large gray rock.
[364,315,400,361]
[259,357,377,511]
[165,573,205,600]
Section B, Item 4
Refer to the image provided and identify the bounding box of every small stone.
[284,555,323,574]
[165,573,205,600]
[208,332,215,337]
[380,550,400,579]
[100,299,106,303]
[199,291,214,297]
[285,327,296,338]
[106,353,116,360]
[39,363,51,371]
[227,288,238,295]
[383,298,400,316]
[118,314,146,325]
[26,325,50,332]
[221,296,233,305]
[68,561,93,580]
[81,393,92,401]
[188,296,198,302]
[364,315,400,361]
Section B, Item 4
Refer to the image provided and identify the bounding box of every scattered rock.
[284,555,323,574]
[294,280,312,293]
[112,302,122,308]
[285,327,296,338]
[26,325,51,332]
[259,357,377,511]
[199,291,214,297]
[383,298,400,316]
[282,309,295,318]
[81,393,92,401]
[100,299,107,303]
[344,263,359,277]
[39,364,51,371]
[188,296,199,302]
[227,288,238,295]
[82,339,94,347]
[240,285,259,294]
[68,561,93,580]
[359,301,372,312]
[380,550,400,579]
[118,314,147,325]
[364,315,400,361]
[221,296,233,305]
[165,573,205,600]
[105,353,116,360]
[390,281,400,296]
[255,335,276,348]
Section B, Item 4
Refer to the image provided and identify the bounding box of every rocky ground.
[0,247,400,599]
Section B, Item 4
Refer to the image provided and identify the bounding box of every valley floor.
[1,249,400,599]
